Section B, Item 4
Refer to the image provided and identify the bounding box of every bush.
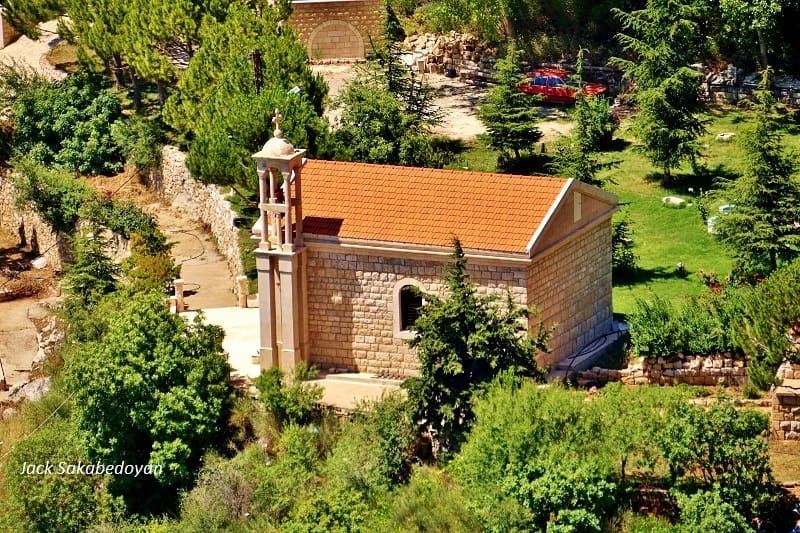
[123,233,180,294]
[254,363,323,428]
[4,418,123,532]
[676,490,750,533]
[612,216,638,280]
[11,156,94,234]
[110,116,163,175]
[574,94,616,152]
[11,71,124,174]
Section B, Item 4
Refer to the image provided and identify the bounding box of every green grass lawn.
[453,106,800,316]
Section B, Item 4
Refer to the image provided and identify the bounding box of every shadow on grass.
[613,266,679,288]
[605,138,631,152]
[644,163,740,194]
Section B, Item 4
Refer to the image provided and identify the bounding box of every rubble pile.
[401,32,497,82]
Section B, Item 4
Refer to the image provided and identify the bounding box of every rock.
[662,196,687,208]
[9,377,52,403]
[715,132,735,142]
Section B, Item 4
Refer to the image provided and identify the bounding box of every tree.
[677,491,750,533]
[63,225,120,307]
[611,215,638,280]
[2,0,61,38]
[657,401,778,518]
[402,239,549,455]
[164,0,329,189]
[719,0,784,68]
[715,74,800,277]
[64,292,232,512]
[478,44,542,162]
[630,67,705,180]
[611,0,707,90]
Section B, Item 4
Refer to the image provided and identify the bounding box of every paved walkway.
[0,20,65,81]
[182,306,402,409]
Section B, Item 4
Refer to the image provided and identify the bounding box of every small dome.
[261,135,295,158]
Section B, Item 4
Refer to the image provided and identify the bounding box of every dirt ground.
[0,227,58,402]
[88,172,237,310]
[313,63,575,143]
[0,20,65,81]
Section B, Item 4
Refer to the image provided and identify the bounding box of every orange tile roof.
[300,160,569,254]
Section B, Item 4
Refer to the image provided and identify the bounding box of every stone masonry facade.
[290,0,384,59]
[528,219,613,367]
[306,248,528,376]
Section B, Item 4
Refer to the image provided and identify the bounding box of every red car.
[518,68,607,104]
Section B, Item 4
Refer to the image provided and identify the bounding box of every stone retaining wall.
[773,362,800,441]
[152,146,245,296]
[577,354,747,387]
[0,175,66,272]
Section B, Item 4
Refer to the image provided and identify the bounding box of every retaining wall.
[577,354,747,387]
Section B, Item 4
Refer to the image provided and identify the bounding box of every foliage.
[10,156,94,234]
[2,0,61,38]
[390,467,481,532]
[714,76,800,276]
[403,239,549,455]
[110,117,163,174]
[63,292,232,511]
[730,258,800,388]
[627,294,737,357]
[3,418,124,533]
[10,71,124,174]
[80,197,169,254]
[123,233,180,294]
[477,44,542,161]
[630,68,706,180]
[334,46,443,167]
[612,216,638,280]
[63,225,120,308]
[676,490,750,533]
[324,394,417,494]
[718,0,784,68]
[164,1,329,189]
[657,401,778,518]
[254,363,323,428]
[611,0,707,90]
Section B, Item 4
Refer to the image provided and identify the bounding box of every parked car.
[518,68,607,104]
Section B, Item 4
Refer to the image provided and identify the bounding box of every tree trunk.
[756,27,769,69]
[131,71,142,112]
[111,54,126,89]
[157,81,167,106]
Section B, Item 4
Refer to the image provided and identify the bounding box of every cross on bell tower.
[251,110,309,372]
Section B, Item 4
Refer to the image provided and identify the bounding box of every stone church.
[251,118,618,377]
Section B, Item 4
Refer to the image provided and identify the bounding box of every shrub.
[574,94,616,152]
[676,490,750,533]
[254,363,323,428]
[110,116,163,175]
[627,296,680,357]
[11,71,124,174]
[4,418,124,532]
[123,233,180,294]
[612,216,638,280]
[547,509,602,533]
[11,156,94,234]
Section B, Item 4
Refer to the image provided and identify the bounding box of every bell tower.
[251,110,309,372]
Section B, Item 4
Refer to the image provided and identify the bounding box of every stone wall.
[290,0,384,59]
[305,247,528,377]
[0,10,20,49]
[577,354,747,387]
[528,219,614,367]
[773,362,800,441]
[0,175,66,272]
[154,146,245,295]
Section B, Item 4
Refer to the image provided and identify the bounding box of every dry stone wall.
[773,362,800,441]
[154,146,245,296]
[577,354,747,387]
[305,248,528,377]
[0,175,66,272]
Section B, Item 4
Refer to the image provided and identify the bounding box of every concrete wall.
[290,0,384,59]
[0,176,66,272]
[305,247,528,376]
[528,219,614,367]
[153,147,245,296]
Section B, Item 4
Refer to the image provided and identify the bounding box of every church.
[251,116,618,377]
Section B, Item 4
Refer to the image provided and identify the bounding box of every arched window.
[399,285,423,331]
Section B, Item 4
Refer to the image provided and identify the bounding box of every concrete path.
[182,306,402,409]
[0,20,65,81]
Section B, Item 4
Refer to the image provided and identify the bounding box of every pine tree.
[478,44,542,162]
[715,72,800,277]
[63,225,119,307]
[402,239,550,455]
